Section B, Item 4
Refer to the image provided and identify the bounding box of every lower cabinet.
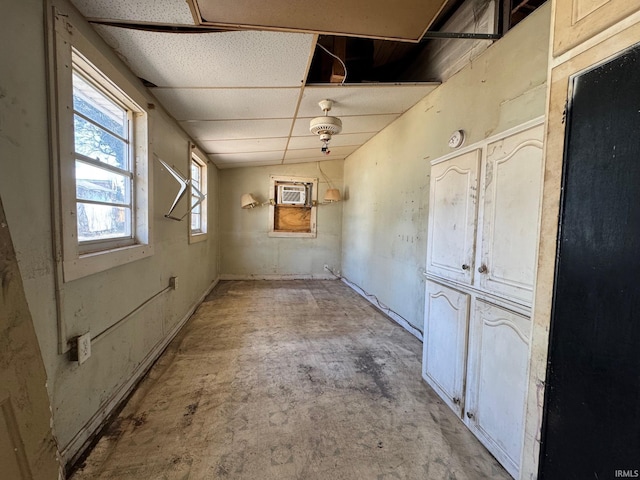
[422,281,470,417]
[422,281,530,479]
[465,300,530,479]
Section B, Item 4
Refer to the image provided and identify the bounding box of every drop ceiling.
[72,0,441,168]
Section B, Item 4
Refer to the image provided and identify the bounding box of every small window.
[189,151,208,243]
[268,175,318,238]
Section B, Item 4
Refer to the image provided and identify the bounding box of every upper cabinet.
[426,149,480,285]
[426,122,544,307]
[477,125,544,304]
[553,0,640,56]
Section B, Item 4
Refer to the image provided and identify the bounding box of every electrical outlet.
[77,332,91,365]
[324,264,329,271]
[169,276,178,290]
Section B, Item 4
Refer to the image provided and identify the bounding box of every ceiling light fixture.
[310,99,342,156]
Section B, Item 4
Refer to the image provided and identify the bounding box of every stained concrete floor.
[71,280,511,480]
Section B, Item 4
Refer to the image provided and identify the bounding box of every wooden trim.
[553,0,640,57]
[520,18,640,480]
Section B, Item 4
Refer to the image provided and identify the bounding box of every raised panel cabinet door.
[422,281,470,417]
[477,124,544,304]
[465,300,531,479]
[426,149,480,284]
[0,197,59,479]
[553,0,640,56]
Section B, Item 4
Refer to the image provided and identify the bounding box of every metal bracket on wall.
[157,158,206,221]
[420,31,501,40]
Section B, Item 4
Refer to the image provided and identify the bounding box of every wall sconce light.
[324,188,341,203]
[241,193,274,209]
[317,162,342,204]
[241,193,259,209]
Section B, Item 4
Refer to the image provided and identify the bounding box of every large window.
[52,14,152,281]
[189,151,208,242]
[72,52,135,250]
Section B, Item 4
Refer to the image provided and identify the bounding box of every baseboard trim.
[60,277,220,469]
[219,273,336,281]
[341,277,423,341]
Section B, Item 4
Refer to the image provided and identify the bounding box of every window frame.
[51,12,153,282]
[268,175,318,238]
[72,50,136,252]
[189,147,208,243]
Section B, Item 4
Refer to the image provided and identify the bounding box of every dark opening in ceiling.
[307,36,426,84]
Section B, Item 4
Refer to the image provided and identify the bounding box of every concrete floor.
[71,280,511,480]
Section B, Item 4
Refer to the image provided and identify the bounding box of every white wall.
[219,160,343,278]
[341,3,551,334]
[0,0,219,467]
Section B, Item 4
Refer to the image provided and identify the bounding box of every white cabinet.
[426,149,480,285]
[422,281,470,416]
[465,301,530,479]
[477,125,544,304]
[422,120,543,479]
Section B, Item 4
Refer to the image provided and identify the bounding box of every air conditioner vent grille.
[278,185,306,205]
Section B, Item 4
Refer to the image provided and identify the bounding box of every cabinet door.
[426,149,480,284]
[477,124,543,304]
[422,281,470,417]
[553,0,640,56]
[465,301,530,479]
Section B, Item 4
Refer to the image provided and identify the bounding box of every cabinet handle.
[477,264,487,274]
[461,264,470,271]
[453,397,461,405]
[466,411,475,419]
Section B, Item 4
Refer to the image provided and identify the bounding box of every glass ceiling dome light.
[310,99,342,155]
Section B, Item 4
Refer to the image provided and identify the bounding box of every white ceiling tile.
[284,146,358,162]
[200,138,288,154]
[181,119,293,140]
[94,26,313,88]
[216,161,282,169]
[291,114,400,136]
[192,0,449,42]
[282,157,348,166]
[208,151,284,166]
[71,0,195,24]
[298,84,439,117]
[151,88,300,120]
[287,133,376,150]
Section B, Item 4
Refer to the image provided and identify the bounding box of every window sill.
[189,232,208,244]
[268,231,317,238]
[63,243,154,282]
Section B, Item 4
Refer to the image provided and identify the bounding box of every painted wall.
[341,3,551,334]
[0,0,219,466]
[219,160,343,278]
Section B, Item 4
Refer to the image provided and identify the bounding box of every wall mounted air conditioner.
[277,184,306,205]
